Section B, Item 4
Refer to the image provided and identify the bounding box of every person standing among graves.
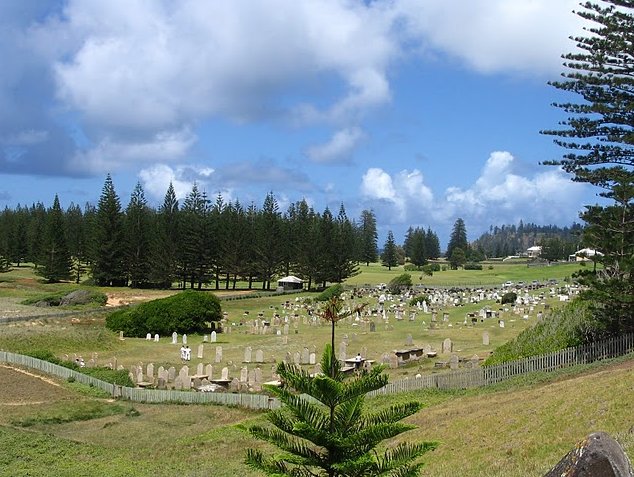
[180,344,186,362]
[185,345,191,361]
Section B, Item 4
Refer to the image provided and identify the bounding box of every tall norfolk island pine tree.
[542,0,634,333]
[246,296,436,477]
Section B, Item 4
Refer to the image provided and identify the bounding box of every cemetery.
[1,262,633,476]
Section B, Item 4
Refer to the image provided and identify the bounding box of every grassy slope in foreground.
[1,356,633,477]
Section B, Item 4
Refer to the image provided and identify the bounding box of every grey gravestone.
[240,367,248,383]
[146,363,154,379]
[215,346,222,363]
[205,364,213,379]
[119,331,124,340]
[255,349,264,363]
[244,346,252,363]
[168,367,176,382]
[294,351,301,365]
[301,347,310,364]
[406,334,413,346]
[196,363,204,375]
[157,377,167,390]
[221,367,229,380]
[443,338,453,354]
[389,354,399,369]
[449,354,459,370]
[369,321,376,332]
[229,378,240,392]
[197,344,204,360]
[174,376,183,390]
[482,331,490,346]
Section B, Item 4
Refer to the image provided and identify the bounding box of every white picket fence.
[0,351,278,410]
[3,333,634,407]
[369,333,634,396]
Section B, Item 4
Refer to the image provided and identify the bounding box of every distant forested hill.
[472,222,584,259]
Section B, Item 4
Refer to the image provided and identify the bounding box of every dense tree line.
[472,222,584,259]
[0,175,380,290]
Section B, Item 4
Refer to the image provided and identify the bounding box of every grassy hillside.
[1,356,632,476]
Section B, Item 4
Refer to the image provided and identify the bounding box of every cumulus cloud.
[361,151,589,238]
[0,0,590,179]
[306,127,365,163]
[396,0,584,75]
[139,164,216,201]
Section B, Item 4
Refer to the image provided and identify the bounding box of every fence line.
[369,333,634,396]
[0,351,279,410]
[3,333,634,408]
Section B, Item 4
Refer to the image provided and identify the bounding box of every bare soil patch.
[0,365,71,405]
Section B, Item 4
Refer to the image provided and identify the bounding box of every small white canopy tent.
[277,275,304,290]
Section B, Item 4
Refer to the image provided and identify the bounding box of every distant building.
[568,248,604,262]
[526,246,542,258]
[277,275,304,290]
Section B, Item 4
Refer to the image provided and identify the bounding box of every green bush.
[463,262,483,270]
[408,294,429,307]
[388,273,412,294]
[315,284,344,302]
[403,263,423,272]
[501,292,517,305]
[105,290,222,337]
[485,300,599,365]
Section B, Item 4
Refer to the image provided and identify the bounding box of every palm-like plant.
[246,297,437,477]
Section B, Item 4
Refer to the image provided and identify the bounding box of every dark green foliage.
[0,254,10,273]
[409,294,429,307]
[125,182,153,288]
[485,300,599,365]
[448,248,467,270]
[463,262,483,270]
[36,195,72,283]
[388,273,413,295]
[500,292,517,305]
[542,1,634,334]
[91,174,127,286]
[105,290,222,337]
[381,230,398,270]
[246,343,436,476]
[315,283,345,302]
[446,218,468,260]
[358,209,379,266]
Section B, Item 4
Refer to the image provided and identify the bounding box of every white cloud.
[138,163,216,201]
[69,128,195,174]
[1,129,49,146]
[306,127,365,163]
[396,0,584,75]
[360,151,589,238]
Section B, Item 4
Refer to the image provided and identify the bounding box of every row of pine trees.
[0,175,386,290]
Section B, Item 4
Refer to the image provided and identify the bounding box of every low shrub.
[315,284,344,302]
[501,292,517,305]
[105,290,222,337]
[388,273,412,294]
[463,262,483,270]
[403,264,423,272]
[408,294,429,307]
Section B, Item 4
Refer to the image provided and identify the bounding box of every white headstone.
[182,334,187,345]
[255,349,264,363]
[211,331,217,343]
[197,344,204,359]
[172,332,178,344]
[482,331,490,346]
[221,367,229,380]
[244,346,252,363]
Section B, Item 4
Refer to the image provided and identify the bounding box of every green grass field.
[1,260,630,477]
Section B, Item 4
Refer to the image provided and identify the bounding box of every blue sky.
[0,0,599,248]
